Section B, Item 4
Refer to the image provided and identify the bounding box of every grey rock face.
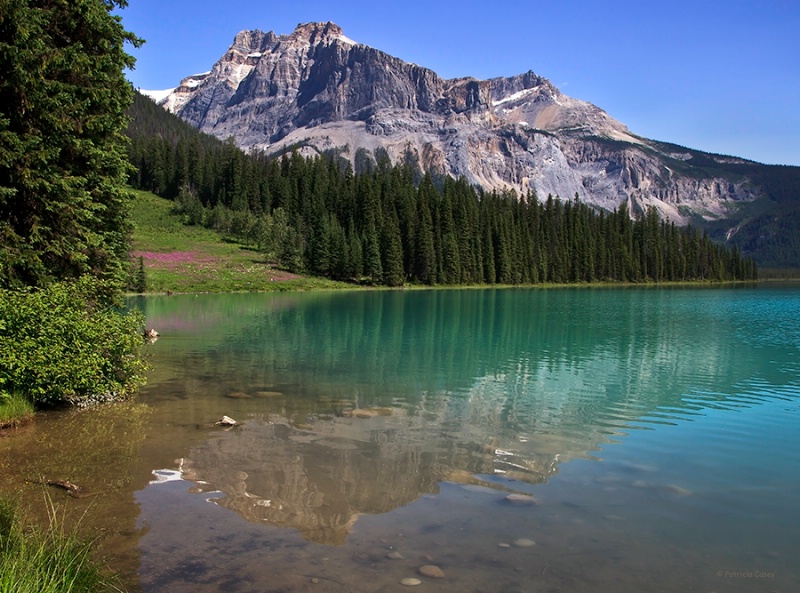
[159,21,760,223]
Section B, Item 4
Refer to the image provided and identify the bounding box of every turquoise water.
[4,285,796,591]
[68,286,799,591]
[119,285,800,592]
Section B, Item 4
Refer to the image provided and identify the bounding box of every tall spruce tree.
[0,0,141,288]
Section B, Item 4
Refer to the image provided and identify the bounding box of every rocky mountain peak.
[230,29,277,54]
[155,22,763,226]
[288,21,354,46]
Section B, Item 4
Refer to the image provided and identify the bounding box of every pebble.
[387,551,404,560]
[419,564,445,578]
[512,538,536,548]
[253,391,283,398]
[498,542,511,548]
[505,493,537,504]
[662,484,692,496]
[461,484,496,494]
[347,407,393,418]
[400,578,422,586]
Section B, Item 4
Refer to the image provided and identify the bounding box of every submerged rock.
[419,564,445,578]
[505,493,537,504]
[214,415,240,427]
[225,391,252,399]
[400,578,422,586]
[512,538,536,548]
[346,407,393,418]
[661,484,692,496]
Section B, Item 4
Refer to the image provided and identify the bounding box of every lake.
[1,285,798,592]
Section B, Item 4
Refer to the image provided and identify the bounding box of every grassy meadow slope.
[129,190,352,293]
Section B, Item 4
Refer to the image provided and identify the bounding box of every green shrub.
[0,276,148,407]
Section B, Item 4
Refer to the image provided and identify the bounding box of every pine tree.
[346,221,364,279]
[381,212,405,286]
[414,175,437,284]
[364,221,383,283]
[328,215,349,280]
[133,256,146,293]
[480,199,496,283]
[438,181,461,283]
[0,0,142,288]
[271,207,302,271]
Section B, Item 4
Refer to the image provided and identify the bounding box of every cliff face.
[157,21,761,224]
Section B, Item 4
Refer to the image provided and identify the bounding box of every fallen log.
[46,479,85,498]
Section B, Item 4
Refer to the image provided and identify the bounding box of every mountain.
[148,22,800,267]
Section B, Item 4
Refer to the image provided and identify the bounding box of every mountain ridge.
[146,22,800,266]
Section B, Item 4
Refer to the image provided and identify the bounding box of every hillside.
[130,189,349,293]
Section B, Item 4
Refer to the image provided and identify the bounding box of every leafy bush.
[0,276,148,407]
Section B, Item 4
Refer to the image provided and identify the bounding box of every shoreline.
[126,277,773,297]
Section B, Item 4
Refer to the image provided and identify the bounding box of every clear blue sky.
[119,0,800,166]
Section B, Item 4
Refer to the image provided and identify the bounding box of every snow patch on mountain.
[140,88,175,103]
[493,87,538,107]
[335,33,359,46]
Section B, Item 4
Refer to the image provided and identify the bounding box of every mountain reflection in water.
[171,404,561,545]
[132,286,786,545]
[122,286,799,593]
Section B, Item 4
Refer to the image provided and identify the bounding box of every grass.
[0,391,35,430]
[129,189,353,293]
[0,497,121,593]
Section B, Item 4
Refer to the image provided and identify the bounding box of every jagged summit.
[155,21,760,224]
[286,21,358,46]
[230,22,357,54]
[159,22,359,114]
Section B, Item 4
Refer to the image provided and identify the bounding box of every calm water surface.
[2,286,798,592]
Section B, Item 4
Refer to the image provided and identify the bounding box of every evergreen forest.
[126,93,757,286]
[1,1,148,414]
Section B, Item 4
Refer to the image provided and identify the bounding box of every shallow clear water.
[2,285,798,592]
